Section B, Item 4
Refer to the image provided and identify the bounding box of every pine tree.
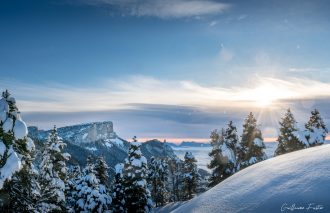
[238,112,266,169]
[275,109,307,156]
[123,136,153,213]
[222,121,239,174]
[148,157,169,207]
[74,157,111,212]
[167,157,184,202]
[182,152,199,200]
[37,126,70,212]
[0,90,35,209]
[66,165,81,212]
[111,163,126,213]
[305,109,328,147]
[95,156,110,187]
[207,129,228,187]
[4,139,39,212]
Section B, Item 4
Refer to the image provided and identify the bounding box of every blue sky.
[1,0,330,142]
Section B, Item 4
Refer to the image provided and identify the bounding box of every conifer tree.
[222,121,239,174]
[208,129,228,187]
[123,136,153,213]
[167,157,184,202]
[238,112,266,169]
[305,109,328,146]
[37,126,70,212]
[74,157,111,212]
[66,165,81,212]
[148,157,169,207]
[0,90,35,209]
[4,138,39,212]
[182,152,199,200]
[95,156,110,187]
[111,163,126,213]
[275,109,307,156]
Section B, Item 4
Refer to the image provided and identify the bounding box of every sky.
[1,0,330,142]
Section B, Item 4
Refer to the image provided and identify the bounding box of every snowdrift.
[173,145,330,213]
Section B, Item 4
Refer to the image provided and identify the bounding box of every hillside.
[172,145,330,213]
[28,122,177,175]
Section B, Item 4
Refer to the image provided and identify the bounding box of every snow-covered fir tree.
[275,109,307,156]
[37,126,70,212]
[111,163,126,213]
[123,136,153,213]
[66,165,81,212]
[305,109,328,147]
[167,157,184,202]
[238,112,266,169]
[207,129,228,187]
[182,152,199,200]
[0,90,35,209]
[3,138,39,212]
[148,157,169,207]
[74,157,111,212]
[95,156,110,187]
[222,121,240,174]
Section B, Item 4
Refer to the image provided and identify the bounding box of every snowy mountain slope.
[173,145,330,213]
[28,123,178,176]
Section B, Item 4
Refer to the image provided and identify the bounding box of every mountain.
[28,122,177,176]
[170,144,330,213]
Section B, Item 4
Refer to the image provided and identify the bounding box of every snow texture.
[0,146,22,188]
[13,119,28,139]
[253,138,263,147]
[173,145,330,213]
[220,143,235,163]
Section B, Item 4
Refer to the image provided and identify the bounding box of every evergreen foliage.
[123,136,152,213]
[275,109,306,156]
[238,112,266,169]
[305,109,328,146]
[148,157,169,207]
[182,152,199,200]
[111,163,126,213]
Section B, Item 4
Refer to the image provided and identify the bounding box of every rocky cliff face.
[29,121,117,144]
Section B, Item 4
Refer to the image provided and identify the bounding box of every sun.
[237,82,295,108]
[253,85,277,107]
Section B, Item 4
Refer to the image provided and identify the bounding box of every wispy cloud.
[1,75,330,113]
[289,67,324,73]
[78,0,231,19]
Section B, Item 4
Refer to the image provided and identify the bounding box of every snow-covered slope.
[173,145,330,213]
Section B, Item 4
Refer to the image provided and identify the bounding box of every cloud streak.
[78,0,230,18]
[1,75,330,113]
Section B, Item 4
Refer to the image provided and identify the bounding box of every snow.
[173,145,330,213]
[27,137,35,152]
[2,117,13,132]
[253,138,264,147]
[86,146,98,152]
[132,158,143,167]
[156,201,189,213]
[115,163,124,174]
[0,146,22,188]
[220,143,235,163]
[0,98,9,112]
[131,141,141,147]
[13,119,28,139]
[293,130,309,147]
[0,141,5,157]
[0,111,6,123]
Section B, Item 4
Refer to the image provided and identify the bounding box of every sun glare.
[236,82,297,108]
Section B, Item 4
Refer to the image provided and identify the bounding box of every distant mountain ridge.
[28,121,177,176]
